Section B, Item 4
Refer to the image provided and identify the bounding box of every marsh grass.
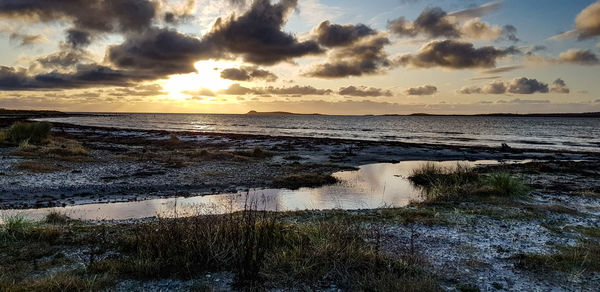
[88,205,438,290]
[272,173,338,189]
[4,122,52,144]
[513,239,600,274]
[15,136,89,159]
[410,163,529,203]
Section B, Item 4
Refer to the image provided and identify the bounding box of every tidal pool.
[1,160,504,221]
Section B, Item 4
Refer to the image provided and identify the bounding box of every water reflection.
[0,160,500,221]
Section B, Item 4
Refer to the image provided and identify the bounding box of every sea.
[36,113,600,152]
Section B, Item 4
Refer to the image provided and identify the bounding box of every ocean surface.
[37,113,600,152]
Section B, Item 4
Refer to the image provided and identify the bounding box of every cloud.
[220,66,277,82]
[557,49,599,65]
[458,77,552,94]
[36,50,91,69]
[405,85,437,95]
[219,83,332,96]
[8,32,45,47]
[0,0,157,33]
[481,65,522,74]
[338,86,392,97]
[313,20,376,47]
[395,40,519,69]
[387,4,511,42]
[550,78,570,94]
[497,98,550,104]
[388,7,459,38]
[304,35,391,78]
[574,0,600,39]
[0,64,148,90]
[254,85,332,95]
[448,1,503,21]
[205,0,323,65]
[550,1,600,40]
[182,88,216,97]
[109,84,168,97]
[66,29,92,48]
[220,83,254,95]
[107,28,220,76]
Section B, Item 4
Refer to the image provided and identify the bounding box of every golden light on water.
[163,60,237,100]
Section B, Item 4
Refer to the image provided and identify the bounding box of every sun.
[163,60,236,99]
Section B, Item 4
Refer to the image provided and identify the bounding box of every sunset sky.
[0,0,599,114]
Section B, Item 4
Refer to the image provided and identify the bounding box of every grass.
[513,239,600,274]
[15,137,89,159]
[85,206,439,290]
[272,173,338,189]
[409,162,530,203]
[2,122,52,144]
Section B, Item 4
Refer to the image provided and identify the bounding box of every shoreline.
[0,120,598,209]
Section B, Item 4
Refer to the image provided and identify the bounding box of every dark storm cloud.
[107,28,220,76]
[66,29,92,48]
[395,40,519,69]
[405,85,437,95]
[220,66,277,82]
[314,21,377,47]
[0,64,148,90]
[338,86,392,97]
[557,49,599,65]
[0,0,157,33]
[304,36,391,78]
[550,78,570,94]
[458,77,551,95]
[205,0,323,65]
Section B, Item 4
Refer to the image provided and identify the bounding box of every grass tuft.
[272,173,338,190]
[45,211,71,225]
[483,172,530,197]
[4,122,52,144]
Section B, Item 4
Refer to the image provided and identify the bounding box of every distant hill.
[246,110,322,116]
[407,112,600,118]
[0,108,66,117]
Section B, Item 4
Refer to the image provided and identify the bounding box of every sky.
[0,0,599,115]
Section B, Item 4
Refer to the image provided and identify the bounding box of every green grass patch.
[409,163,530,203]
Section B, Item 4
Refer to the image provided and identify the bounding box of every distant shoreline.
[2,108,599,118]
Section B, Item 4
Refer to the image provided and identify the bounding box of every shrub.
[6,122,52,144]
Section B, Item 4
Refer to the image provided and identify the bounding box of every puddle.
[1,160,505,221]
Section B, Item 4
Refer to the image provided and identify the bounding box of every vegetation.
[513,239,600,274]
[409,163,530,202]
[272,173,338,189]
[1,122,52,145]
[0,207,440,291]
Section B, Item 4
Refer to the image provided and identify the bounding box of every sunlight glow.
[163,60,237,99]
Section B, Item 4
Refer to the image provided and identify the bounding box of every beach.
[0,115,599,290]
